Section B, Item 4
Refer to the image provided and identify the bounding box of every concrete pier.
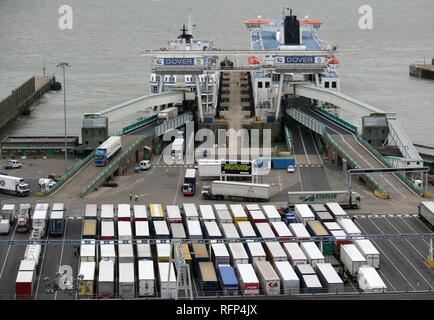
[409,58,434,80]
[0,75,55,130]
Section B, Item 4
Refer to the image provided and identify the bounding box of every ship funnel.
[284,9,300,45]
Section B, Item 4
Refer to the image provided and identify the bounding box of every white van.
[140,160,151,170]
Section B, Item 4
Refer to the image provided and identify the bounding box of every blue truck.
[217,264,238,295]
[94,136,122,166]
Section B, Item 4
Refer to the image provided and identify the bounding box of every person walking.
[129,192,133,202]
[74,246,78,257]
[135,194,138,202]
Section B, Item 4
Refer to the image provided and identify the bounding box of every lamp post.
[57,62,70,173]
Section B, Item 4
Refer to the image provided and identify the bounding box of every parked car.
[287,165,295,173]
[48,174,62,182]
[103,180,118,188]
[39,178,56,190]
[4,160,22,169]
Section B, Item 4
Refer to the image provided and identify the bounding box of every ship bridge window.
[265,82,270,88]
[332,81,337,89]
[258,81,263,88]
[324,81,330,88]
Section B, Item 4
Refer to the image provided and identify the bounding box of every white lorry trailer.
[202,181,271,202]
[357,266,387,293]
[94,136,122,166]
[353,240,380,269]
[0,174,30,197]
[288,191,361,209]
[340,244,368,278]
[418,201,434,230]
[157,106,178,122]
[138,260,155,297]
[253,260,281,296]
[197,159,222,177]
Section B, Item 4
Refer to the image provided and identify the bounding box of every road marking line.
[277,169,283,192]
[157,151,164,166]
[0,225,17,280]
[368,217,432,290]
[54,219,69,300]
[411,216,433,233]
[377,269,397,292]
[297,127,311,165]
[356,219,416,291]
[384,217,428,260]
[310,130,324,165]
[173,167,184,205]
[292,146,304,192]
[398,217,430,246]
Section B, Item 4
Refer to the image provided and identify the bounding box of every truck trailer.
[418,201,434,229]
[138,260,155,297]
[288,191,361,209]
[273,261,300,295]
[94,136,122,167]
[218,265,239,295]
[157,106,178,122]
[253,260,280,296]
[97,260,115,298]
[236,263,260,296]
[181,169,197,196]
[202,181,271,202]
[0,174,30,197]
[340,244,368,278]
[357,266,387,293]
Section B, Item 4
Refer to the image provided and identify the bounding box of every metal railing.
[316,107,358,134]
[3,287,433,301]
[79,131,155,197]
[122,114,158,135]
[317,107,422,195]
[356,135,423,195]
[284,125,293,153]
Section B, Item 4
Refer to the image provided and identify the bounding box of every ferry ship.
[149,18,220,118]
[245,9,340,118]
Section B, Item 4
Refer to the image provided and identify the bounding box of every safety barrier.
[46,149,97,196]
[324,131,387,196]
[316,108,358,134]
[356,135,423,195]
[284,125,293,154]
[312,131,325,155]
[122,114,158,134]
[80,131,154,197]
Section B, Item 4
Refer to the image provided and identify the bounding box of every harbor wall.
[0,76,55,130]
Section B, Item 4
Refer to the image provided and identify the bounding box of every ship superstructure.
[150,19,220,118]
[245,10,339,118]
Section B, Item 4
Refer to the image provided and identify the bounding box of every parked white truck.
[0,204,16,234]
[0,174,30,197]
[201,181,271,202]
[418,201,434,230]
[157,106,178,122]
[288,191,361,209]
